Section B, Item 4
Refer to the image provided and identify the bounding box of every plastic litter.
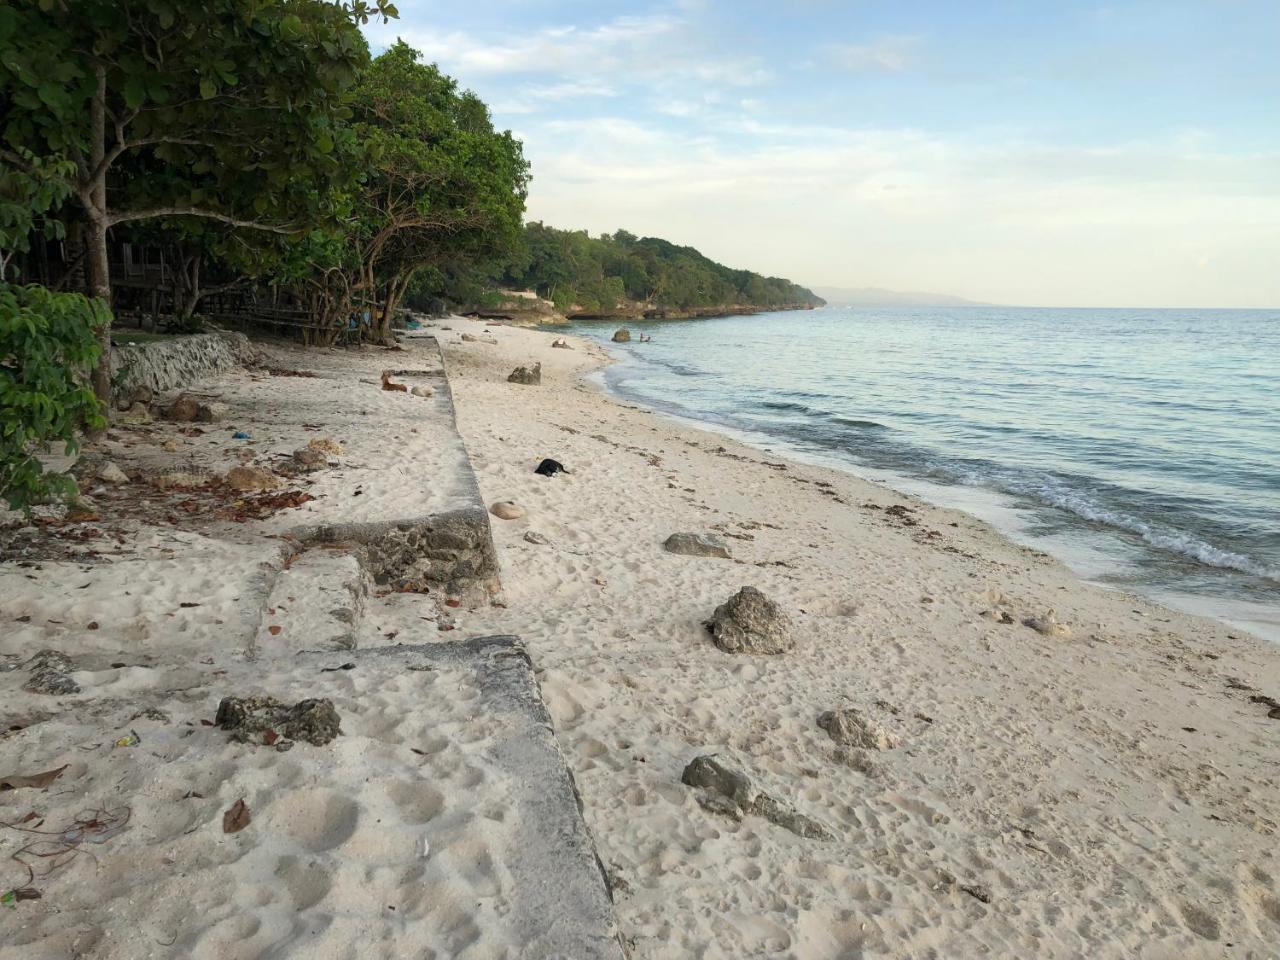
[112,730,141,748]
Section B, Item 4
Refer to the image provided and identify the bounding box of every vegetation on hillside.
[502,223,822,314]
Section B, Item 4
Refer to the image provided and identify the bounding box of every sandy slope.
[431,315,1280,958]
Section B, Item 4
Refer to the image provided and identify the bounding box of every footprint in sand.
[1177,900,1221,941]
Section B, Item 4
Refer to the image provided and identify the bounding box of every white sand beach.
[1,317,1278,958]
[434,317,1280,957]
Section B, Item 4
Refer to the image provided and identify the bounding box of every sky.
[364,1,1280,308]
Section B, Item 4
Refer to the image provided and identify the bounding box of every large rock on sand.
[507,362,541,386]
[817,707,897,750]
[681,754,832,840]
[165,393,199,422]
[196,401,228,423]
[663,532,731,559]
[611,328,631,343]
[490,501,526,520]
[704,586,793,654]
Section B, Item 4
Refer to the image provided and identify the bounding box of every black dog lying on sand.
[535,458,568,477]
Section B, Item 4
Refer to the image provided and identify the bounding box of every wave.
[1005,478,1278,581]
[830,416,888,431]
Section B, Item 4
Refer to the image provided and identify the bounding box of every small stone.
[149,471,205,491]
[130,385,154,406]
[27,649,73,672]
[97,462,129,485]
[196,402,229,423]
[704,586,793,655]
[490,501,525,520]
[118,402,152,424]
[24,668,80,696]
[817,708,897,750]
[461,333,479,342]
[290,447,328,473]
[225,466,282,492]
[612,329,631,343]
[551,338,572,349]
[1023,610,1071,637]
[166,394,199,422]
[507,362,541,386]
[523,531,550,545]
[163,440,180,453]
[663,532,731,559]
[411,385,434,398]
[307,437,344,456]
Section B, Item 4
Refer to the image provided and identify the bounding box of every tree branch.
[107,207,299,232]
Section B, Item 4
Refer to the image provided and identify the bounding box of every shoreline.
[570,321,1280,646]
[433,315,1280,957]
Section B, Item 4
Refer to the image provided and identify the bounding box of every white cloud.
[365,11,768,97]
[826,35,923,73]
[518,116,1280,306]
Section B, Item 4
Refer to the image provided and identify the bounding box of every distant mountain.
[812,286,987,307]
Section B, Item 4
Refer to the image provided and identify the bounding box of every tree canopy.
[0,0,396,397]
[504,223,823,314]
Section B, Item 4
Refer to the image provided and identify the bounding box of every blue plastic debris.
[233,431,251,440]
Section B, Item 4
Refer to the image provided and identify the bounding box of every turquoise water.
[570,306,1280,640]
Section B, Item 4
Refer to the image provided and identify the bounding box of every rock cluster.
[507,362,542,385]
[681,754,832,840]
[215,695,342,746]
[704,586,793,654]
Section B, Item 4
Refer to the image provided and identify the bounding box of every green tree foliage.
[0,0,395,401]
[0,283,107,512]
[329,41,528,341]
[504,223,823,313]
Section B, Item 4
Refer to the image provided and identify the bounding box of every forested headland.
[492,223,823,320]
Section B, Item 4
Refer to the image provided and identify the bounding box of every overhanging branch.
[107,207,299,233]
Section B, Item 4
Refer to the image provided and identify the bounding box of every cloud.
[826,35,923,73]
[517,116,1280,306]
[365,11,768,101]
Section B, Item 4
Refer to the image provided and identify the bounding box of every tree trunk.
[86,65,113,409]
[176,252,201,322]
[86,213,112,405]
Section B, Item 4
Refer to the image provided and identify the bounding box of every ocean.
[569,306,1280,641]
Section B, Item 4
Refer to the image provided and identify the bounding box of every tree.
[0,0,396,402]
[339,41,529,342]
[1,283,107,512]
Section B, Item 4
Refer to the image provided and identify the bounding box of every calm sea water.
[570,307,1280,641]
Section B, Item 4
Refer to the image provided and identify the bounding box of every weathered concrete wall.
[290,505,499,592]
[109,329,259,393]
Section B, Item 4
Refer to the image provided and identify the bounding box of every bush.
[0,283,107,513]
